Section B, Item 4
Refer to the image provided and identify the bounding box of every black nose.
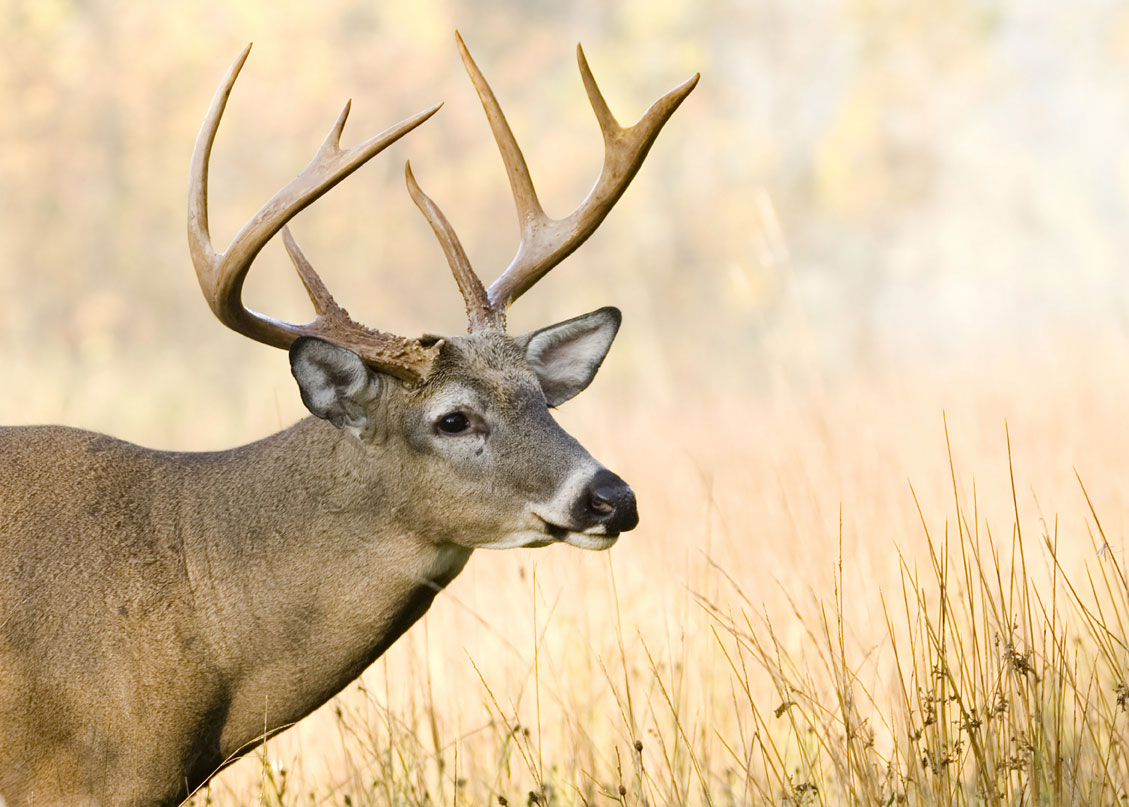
[581,469,638,534]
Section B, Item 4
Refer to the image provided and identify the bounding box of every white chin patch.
[480,530,619,551]
[561,531,619,551]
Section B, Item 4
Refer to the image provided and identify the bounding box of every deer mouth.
[533,514,620,551]
[540,520,570,541]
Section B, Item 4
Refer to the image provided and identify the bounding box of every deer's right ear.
[290,337,382,439]
[515,307,622,407]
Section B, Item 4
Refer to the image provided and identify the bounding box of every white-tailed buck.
[0,34,696,806]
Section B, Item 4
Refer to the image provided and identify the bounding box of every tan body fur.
[0,418,464,803]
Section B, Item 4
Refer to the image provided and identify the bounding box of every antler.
[188,44,443,382]
[408,32,699,332]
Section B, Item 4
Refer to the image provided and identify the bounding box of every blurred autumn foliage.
[4,0,1129,438]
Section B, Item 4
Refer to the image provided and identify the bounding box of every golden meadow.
[2,2,1127,803]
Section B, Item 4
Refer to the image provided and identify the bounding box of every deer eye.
[436,411,471,435]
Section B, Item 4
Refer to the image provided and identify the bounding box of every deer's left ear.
[515,307,621,407]
[290,337,383,439]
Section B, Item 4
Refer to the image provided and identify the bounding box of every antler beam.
[188,44,443,382]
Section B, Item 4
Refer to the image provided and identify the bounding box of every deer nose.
[583,469,638,534]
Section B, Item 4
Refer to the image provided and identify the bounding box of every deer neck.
[179,417,472,754]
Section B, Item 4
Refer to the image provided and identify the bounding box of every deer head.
[187,34,698,551]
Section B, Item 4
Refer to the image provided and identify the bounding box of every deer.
[0,34,696,806]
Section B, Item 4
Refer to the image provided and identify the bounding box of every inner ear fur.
[515,306,621,407]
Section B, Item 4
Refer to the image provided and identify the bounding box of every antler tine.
[454,32,545,232]
[188,44,443,382]
[404,161,501,332]
[276,225,438,381]
[279,225,343,318]
[455,34,699,312]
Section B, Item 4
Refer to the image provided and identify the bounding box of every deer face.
[289,307,637,551]
[187,38,692,551]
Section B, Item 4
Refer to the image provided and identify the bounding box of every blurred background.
[7,0,1129,437]
[4,0,1129,800]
